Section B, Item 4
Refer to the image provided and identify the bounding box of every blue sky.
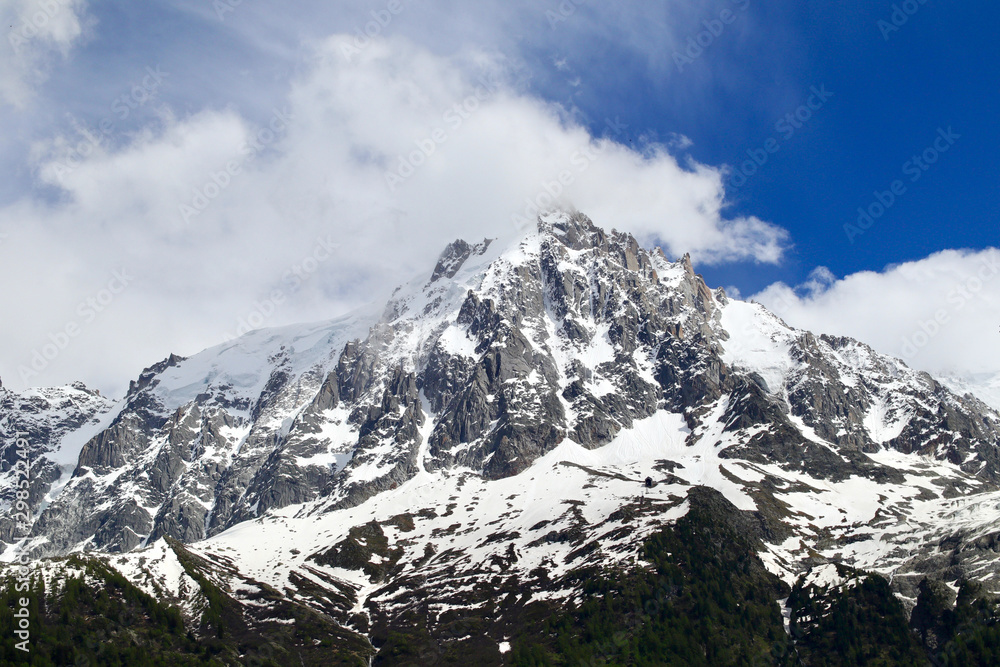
[0,0,997,396]
[522,0,1000,294]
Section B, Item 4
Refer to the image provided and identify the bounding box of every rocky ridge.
[2,211,1000,662]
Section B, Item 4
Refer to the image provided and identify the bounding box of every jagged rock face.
[411,217,713,480]
[0,382,116,546]
[719,307,1000,486]
[6,211,1000,665]
[3,210,1000,611]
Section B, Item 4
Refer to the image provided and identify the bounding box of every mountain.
[3,211,1000,664]
[939,371,1000,413]
[0,381,117,545]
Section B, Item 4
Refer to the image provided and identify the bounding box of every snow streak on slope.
[5,211,1000,643]
[939,372,1000,413]
[194,410,700,611]
[720,300,800,395]
[171,394,997,622]
[150,313,378,417]
[0,383,117,540]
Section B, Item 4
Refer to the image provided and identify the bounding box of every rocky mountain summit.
[0,382,116,545]
[3,211,1000,664]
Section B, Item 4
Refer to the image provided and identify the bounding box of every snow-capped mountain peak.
[3,211,1000,663]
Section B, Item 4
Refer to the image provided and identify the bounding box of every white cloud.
[0,0,89,107]
[754,249,1000,379]
[0,34,788,396]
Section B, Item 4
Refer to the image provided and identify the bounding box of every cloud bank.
[1,0,89,107]
[0,35,787,395]
[754,249,1000,380]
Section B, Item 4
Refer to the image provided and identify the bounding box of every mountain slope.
[939,371,1000,413]
[3,211,1000,664]
[0,381,117,545]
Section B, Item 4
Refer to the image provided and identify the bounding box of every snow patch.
[720,300,799,395]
